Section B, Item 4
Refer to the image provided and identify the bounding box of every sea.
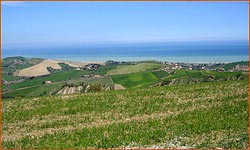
[2,41,248,63]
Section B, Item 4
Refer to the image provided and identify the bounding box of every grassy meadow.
[107,62,161,75]
[111,71,159,88]
[2,79,248,148]
[2,58,248,148]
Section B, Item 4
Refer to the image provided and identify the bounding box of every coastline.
[2,55,248,64]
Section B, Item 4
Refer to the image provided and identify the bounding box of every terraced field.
[2,79,248,148]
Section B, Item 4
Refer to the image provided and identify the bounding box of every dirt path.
[15,84,41,91]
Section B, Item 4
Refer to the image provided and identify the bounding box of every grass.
[2,74,23,82]
[223,61,248,70]
[163,70,204,81]
[2,84,6,90]
[2,57,43,77]
[111,72,159,88]
[27,83,65,97]
[2,79,247,148]
[3,83,65,98]
[2,86,40,98]
[9,70,93,90]
[162,70,244,82]
[94,65,120,75]
[201,70,243,79]
[3,76,113,98]
[107,63,162,75]
[68,76,114,86]
[151,70,169,79]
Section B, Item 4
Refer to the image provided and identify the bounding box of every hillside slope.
[107,62,161,75]
[2,57,43,80]
[3,79,248,148]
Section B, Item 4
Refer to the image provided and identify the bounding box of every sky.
[2,2,249,51]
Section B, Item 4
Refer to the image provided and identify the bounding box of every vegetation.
[47,63,76,73]
[67,76,114,86]
[27,83,65,97]
[2,83,65,99]
[223,61,248,70]
[93,65,119,75]
[201,70,244,79]
[2,57,43,78]
[107,62,162,75]
[162,70,246,81]
[1,57,248,148]
[162,70,204,81]
[3,66,247,98]
[111,71,158,88]
[9,70,93,90]
[2,79,248,148]
[151,70,169,79]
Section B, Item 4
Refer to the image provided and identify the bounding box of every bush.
[89,84,102,92]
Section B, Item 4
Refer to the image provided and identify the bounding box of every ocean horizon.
[2,54,248,64]
[3,41,248,63]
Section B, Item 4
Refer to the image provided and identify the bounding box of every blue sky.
[2,2,248,50]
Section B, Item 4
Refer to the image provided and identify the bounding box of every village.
[161,61,248,72]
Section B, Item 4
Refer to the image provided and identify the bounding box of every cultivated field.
[107,62,161,75]
[14,59,104,77]
[111,71,159,88]
[2,79,248,148]
[14,60,63,77]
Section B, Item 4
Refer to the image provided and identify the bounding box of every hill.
[3,68,247,99]
[2,56,43,81]
[223,61,248,71]
[2,79,248,148]
[14,59,104,77]
[107,62,162,75]
[111,71,159,88]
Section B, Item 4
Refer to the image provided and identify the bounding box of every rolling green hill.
[9,70,93,90]
[223,61,248,70]
[3,69,247,99]
[107,62,162,75]
[2,79,248,148]
[2,56,43,80]
[111,71,159,88]
[162,70,245,82]
[151,70,169,79]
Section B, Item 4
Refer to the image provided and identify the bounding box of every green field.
[2,75,23,82]
[223,61,248,70]
[107,63,162,75]
[68,76,114,86]
[2,57,43,78]
[2,79,247,148]
[163,70,204,81]
[9,70,93,90]
[3,86,40,98]
[27,83,65,97]
[111,72,159,88]
[3,69,247,98]
[151,70,169,79]
[201,70,243,79]
[3,76,114,98]
[3,83,65,98]
[162,70,244,81]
